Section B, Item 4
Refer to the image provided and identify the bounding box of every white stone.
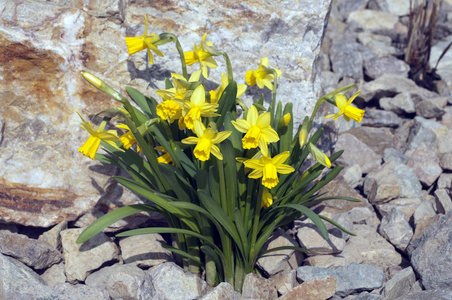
[347,10,398,30]
[119,234,173,268]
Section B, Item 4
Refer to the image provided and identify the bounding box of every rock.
[347,10,398,31]
[435,189,452,214]
[363,161,422,204]
[38,220,68,250]
[241,272,278,300]
[379,92,416,114]
[383,266,417,300]
[141,262,208,300]
[330,38,364,80]
[369,0,410,16]
[200,282,239,300]
[119,234,173,268]
[407,143,443,187]
[0,232,62,270]
[416,99,446,118]
[440,152,452,171]
[429,35,452,93]
[342,164,362,189]
[364,56,410,80]
[85,264,146,300]
[296,220,346,256]
[268,270,297,296]
[375,197,421,222]
[411,210,452,290]
[383,148,408,164]
[278,277,337,300]
[296,263,385,297]
[40,263,67,286]
[378,207,413,252]
[0,252,109,299]
[413,197,438,226]
[337,206,380,229]
[397,289,452,300]
[407,214,442,257]
[60,228,119,283]
[257,229,300,276]
[335,133,382,174]
[335,0,369,20]
[437,173,452,190]
[405,117,445,157]
[357,32,398,58]
[360,108,401,128]
[353,291,381,299]
[361,75,438,103]
[434,128,452,155]
[347,126,397,156]
[0,0,333,228]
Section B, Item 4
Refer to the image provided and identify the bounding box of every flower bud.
[308,142,331,168]
[298,116,309,148]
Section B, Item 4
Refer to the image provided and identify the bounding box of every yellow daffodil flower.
[156,100,182,123]
[155,146,173,164]
[231,105,279,157]
[308,143,331,168]
[261,188,273,208]
[209,73,247,104]
[325,90,365,123]
[117,123,142,154]
[245,57,282,90]
[243,151,295,189]
[181,119,231,161]
[180,85,219,130]
[185,33,218,78]
[156,71,202,102]
[124,16,164,65]
[77,112,122,160]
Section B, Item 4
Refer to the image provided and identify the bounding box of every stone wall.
[0,0,332,227]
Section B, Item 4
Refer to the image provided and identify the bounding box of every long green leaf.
[76,204,157,243]
[160,243,202,265]
[126,86,153,117]
[259,245,309,256]
[319,215,356,236]
[200,245,224,278]
[215,81,237,129]
[279,204,328,239]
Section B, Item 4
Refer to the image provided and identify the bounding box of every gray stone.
[397,289,452,300]
[435,189,452,214]
[61,228,119,283]
[347,126,397,156]
[383,266,417,299]
[347,9,398,31]
[0,252,109,300]
[200,282,238,300]
[438,173,452,190]
[342,164,362,189]
[440,152,452,171]
[383,148,408,164]
[141,262,208,300]
[354,291,381,300]
[364,56,410,80]
[38,220,68,250]
[0,232,62,270]
[277,277,337,300]
[416,99,446,119]
[362,75,438,103]
[296,263,385,297]
[330,38,364,80]
[405,117,445,157]
[429,35,452,94]
[407,143,443,187]
[434,129,452,155]
[268,270,297,296]
[85,264,146,300]
[296,220,346,256]
[257,229,299,276]
[411,210,452,290]
[363,161,422,204]
[380,93,416,114]
[335,133,382,174]
[40,262,66,285]
[378,207,413,252]
[376,197,421,222]
[394,119,415,151]
[0,0,332,228]
[413,198,438,226]
[336,0,369,20]
[408,214,442,257]
[119,234,173,268]
[241,273,278,300]
[357,32,398,58]
[361,108,401,128]
[369,0,410,16]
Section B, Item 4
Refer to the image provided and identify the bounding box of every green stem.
[223,52,233,82]
[248,183,263,271]
[168,34,188,80]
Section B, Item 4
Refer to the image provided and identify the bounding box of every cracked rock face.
[0,0,331,227]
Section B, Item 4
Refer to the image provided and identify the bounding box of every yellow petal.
[231,119,251,133]
[245,70,256,86]
[210,144,223,160]
[272,151,290,165]
[193,118,206,138]
[191,85,206,106]
[335,94,347,110]
[212,131,231,144]
[256,112,271,128]
[247,105,258,125]
[248,169,263,179]
[181,136,199,145]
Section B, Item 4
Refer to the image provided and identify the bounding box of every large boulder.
[0,1,332,227]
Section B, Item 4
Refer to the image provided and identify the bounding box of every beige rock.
[347,10,398,30]
[241,273,278,300]
[119,234,173,268]
[61,228,119,283]
[38,221,68,250]
[268,270,297,296]
[435,189,452,214]
[296,221,346,256]
[40,263,67,285]
[278,277,337,300]
[376,197,422,222]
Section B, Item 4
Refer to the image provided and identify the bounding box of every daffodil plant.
[76,16,364,292]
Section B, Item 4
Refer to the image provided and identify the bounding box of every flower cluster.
[76,16,365,293]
